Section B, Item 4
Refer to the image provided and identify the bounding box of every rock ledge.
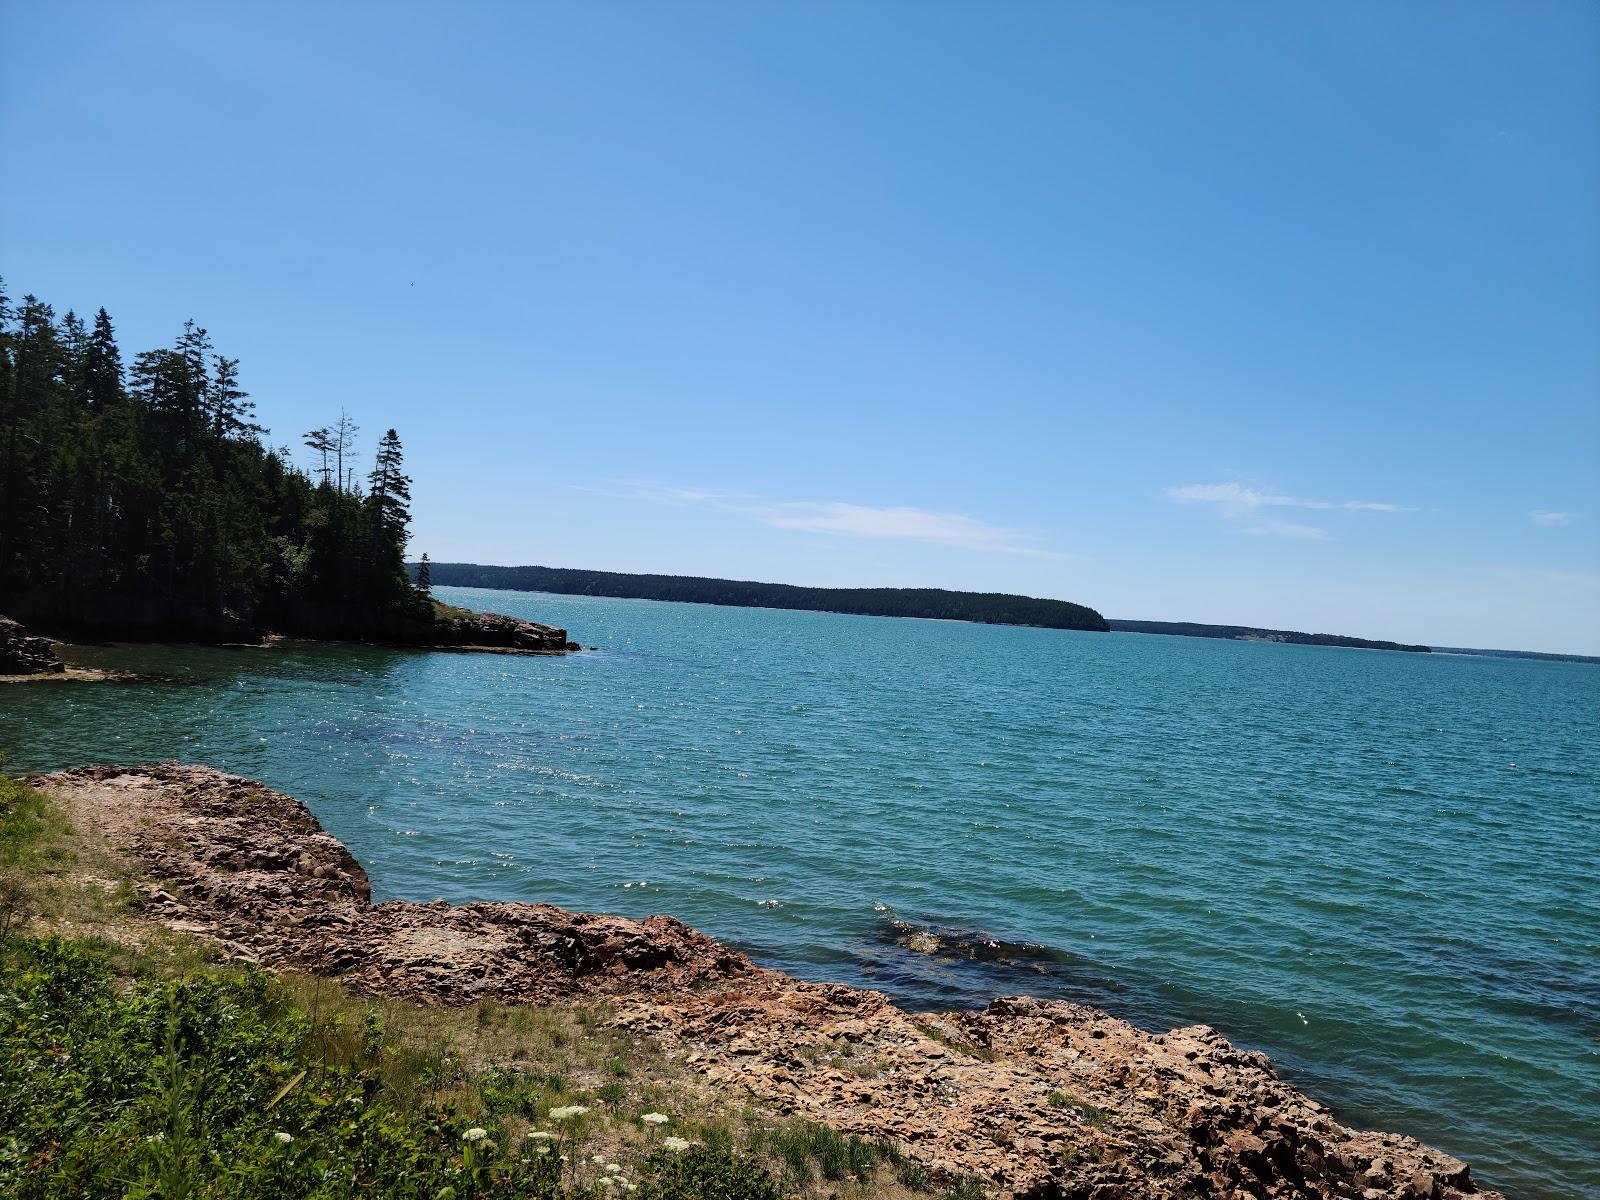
[29,764,1503,1200]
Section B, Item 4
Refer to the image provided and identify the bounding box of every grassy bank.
[0,766,971,1200]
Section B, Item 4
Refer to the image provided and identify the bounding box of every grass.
[1047,1090,1113,1127]
[0,767,985,1199]
[912,1022,996,1062]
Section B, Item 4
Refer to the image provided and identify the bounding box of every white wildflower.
[527,1131,553,1140]
[593,1154,609,1164]
[532,1143,551,1155]
[662,1136,692,1152]
[548,1104,591,1120]
[598,1178,616,1189]
[606,1163,623,1174]
[462,1127,489,1143]
[640,1112,669,1125]
[274,1131,294,1145]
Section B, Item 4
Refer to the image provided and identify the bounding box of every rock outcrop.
[28,764,1503,1200]
[426,609,580,654]
[0,615,65,675]
[33,764,735,1002]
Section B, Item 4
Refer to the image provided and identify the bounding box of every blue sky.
[3,1,1596,653]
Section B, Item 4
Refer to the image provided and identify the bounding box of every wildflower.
[662,1136,691,1152]
[532,1144,551,1155]
[527,1131,553,1141]
[622,1183,638,1193]
[273,1132,293,1145]
[598,1179,616,1189]
[606,1163,623,1174]
[462,1127,489,1143]
[548,1104,591,1120]
[640,1112,669,1125]
[593,1154,609,1164]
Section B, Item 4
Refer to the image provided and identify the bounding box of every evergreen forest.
[0,277,429,639]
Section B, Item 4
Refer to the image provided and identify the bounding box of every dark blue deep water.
[4,586,1596,1198]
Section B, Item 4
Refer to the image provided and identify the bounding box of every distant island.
[1432,645,1600,666]
[424,563,1595,663]
[1108,619,1432,654]
[420,562,1112,632]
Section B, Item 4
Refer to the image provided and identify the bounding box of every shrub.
[638,1145,780,1200]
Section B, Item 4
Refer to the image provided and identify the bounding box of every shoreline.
[22,762,1502,1200]
[0,604,587,685]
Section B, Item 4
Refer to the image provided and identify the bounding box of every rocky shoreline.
[0,608,581,681]
[27,763,1503,1200]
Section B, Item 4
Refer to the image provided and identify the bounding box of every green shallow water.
[3,585,1596,1198]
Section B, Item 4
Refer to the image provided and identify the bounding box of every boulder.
[0,615,65,675]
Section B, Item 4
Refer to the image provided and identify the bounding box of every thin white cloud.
[1167,482,1409,514]
[762,502,1059,556]
[1244,520,1327,541]
[1166,480,1412,540]
[1531,510,1578,527]
[599,480,1063,559]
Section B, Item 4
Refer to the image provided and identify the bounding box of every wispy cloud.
[1243,520,1327,540]
[1167,481,1411,539]
[595,480,1064,558]
[1531,510,1578,527]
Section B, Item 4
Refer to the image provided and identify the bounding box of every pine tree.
[366,428,413,602]
[366,428,411,542]
[302,427,334,486]
[415,552,432,598]
[83,308,123,410]
[206,356,261,440]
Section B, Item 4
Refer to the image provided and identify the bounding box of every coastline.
[21,762,1502,1200]
[0,607,585,685]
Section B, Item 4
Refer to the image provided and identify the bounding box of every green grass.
[0,767,981,1200]
[912,1023,996,1062]
[1047,1090,1113,1127]
[0,933,783,1200]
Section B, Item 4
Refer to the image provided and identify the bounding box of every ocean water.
[3,585,1596,1198]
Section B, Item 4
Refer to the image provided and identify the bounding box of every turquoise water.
[3,585,1596,1198]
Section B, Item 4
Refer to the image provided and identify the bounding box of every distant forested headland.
[1108,620,1432,654]
[421,563,1112,632]
[0,277,427,640]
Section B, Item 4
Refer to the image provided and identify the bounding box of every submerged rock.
[29,764,1505,1200]
[0,615,65,675]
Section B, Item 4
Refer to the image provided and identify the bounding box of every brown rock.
[28,764,1506,1200]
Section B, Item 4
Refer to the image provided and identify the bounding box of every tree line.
[0,276,430,638]
[417,562,1112,632]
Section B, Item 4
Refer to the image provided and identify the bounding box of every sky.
[2,1,1597,653]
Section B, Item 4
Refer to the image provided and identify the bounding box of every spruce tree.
[83,308,123,410]
[207,355,260,440]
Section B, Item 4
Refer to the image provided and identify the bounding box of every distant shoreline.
[417,561,1597,663]
[419,561,1110,632]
